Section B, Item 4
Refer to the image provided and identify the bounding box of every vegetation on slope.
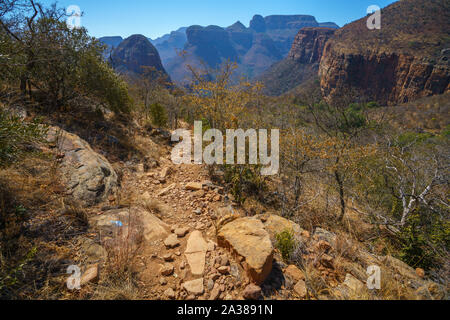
[329,0,450,59]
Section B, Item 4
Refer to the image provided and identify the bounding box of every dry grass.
[91,211,143,300]
[0,153,88,299]
[303,263,330,299]
[61,200,89,228]
[91,278,140,300]
[370,92,450,132]
[376,267,416,300]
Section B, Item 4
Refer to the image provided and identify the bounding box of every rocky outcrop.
[289,27,336,64]
[259,27,335,95]
[264,15,318,31]
[227,21,254,55]
[241,33,282,77]
[319,0,450,105]
[47,127,118,207]
[217,217,274,285]
[263,15,329,56]
[320,51,450,105]
[111,34,170,80]
[249,15,266,33]
[259,214,307,245]
[186,25,239,68]
[99,36,123,48]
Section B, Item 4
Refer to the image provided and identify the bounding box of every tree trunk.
[335,170,346,221]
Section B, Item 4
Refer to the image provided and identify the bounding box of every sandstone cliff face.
[319,0,450,105]
[259,27,336,96]
[319,49,450,105]
[289,27,336,64]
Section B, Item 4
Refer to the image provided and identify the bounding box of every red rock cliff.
[319,0,450,105]
[289,27,336,64]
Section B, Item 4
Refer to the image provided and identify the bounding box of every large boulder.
[259,214,306,245]
[217,217,274,285]
[47,127,118,207]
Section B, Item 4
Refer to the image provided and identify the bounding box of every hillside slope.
[319,0,450,105]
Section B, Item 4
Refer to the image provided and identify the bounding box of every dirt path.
[118,150,250,300]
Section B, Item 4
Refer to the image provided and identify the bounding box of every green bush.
[0,7,132,114]
[0,110,46,167]
[223,164,265,205]
[80,53,132,114]
[276,229,297,262]
[338,104,367,132]
[396,131,433,147]
[399,210,450,270]
[366,101,380,109]
[149,103,168,127]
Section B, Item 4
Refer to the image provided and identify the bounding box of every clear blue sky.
[42,0,397,39]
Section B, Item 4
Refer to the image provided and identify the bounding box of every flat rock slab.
[138,210,170,242]
[164,234,181,248]
[160,264,174,276]
[184,231,207,276]
[294,280,307,298]
[217,217,273,285]
[313,227,337,246]
[164,288,175,299]
[175,227,190,238]
[243,284,262,300]
[182,278,204,296]
[91,208,169,244]
[185,182,203,191]
[157,184,176,197]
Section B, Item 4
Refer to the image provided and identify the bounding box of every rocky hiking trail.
[77,132,311,301]
[52,127,444,301]
[110,156,276,300]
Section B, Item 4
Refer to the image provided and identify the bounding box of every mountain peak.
[111,34,170,80]
[249,15,266,33]
[227,21,247,32]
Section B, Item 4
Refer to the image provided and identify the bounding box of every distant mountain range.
[99,14,338,84]
[98,2,449,106]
